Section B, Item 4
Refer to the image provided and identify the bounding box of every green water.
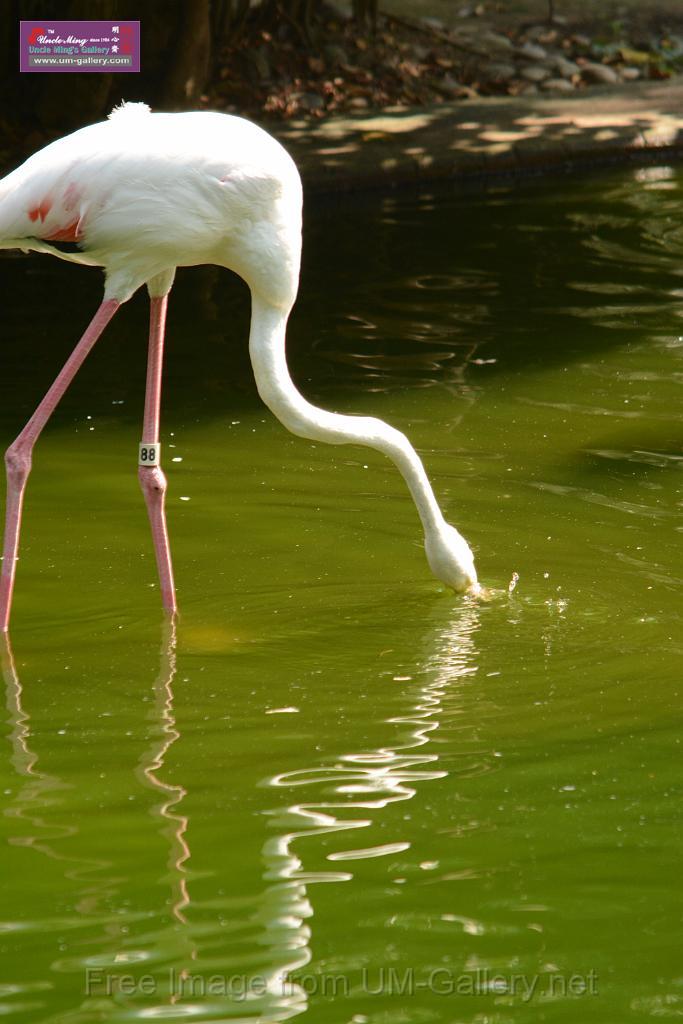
[0,164,681,1023]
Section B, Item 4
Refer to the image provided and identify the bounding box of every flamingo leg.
[0,299,120,632]
[138,294,177,614]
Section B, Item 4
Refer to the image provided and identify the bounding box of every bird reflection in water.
[136,619,190,928]
[2,628,194,1018]
[260,599,481,1005]
[1,600,481,1021]
[2,633,106,891]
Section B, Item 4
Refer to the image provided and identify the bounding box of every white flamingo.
[0,102,478,630]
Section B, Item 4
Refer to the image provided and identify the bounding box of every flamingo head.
[425,522,480,595]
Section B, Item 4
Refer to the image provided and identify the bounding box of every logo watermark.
[20,21,140,72]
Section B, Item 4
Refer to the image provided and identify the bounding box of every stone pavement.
[273,77,683,193]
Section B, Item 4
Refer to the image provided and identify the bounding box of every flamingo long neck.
[248,294,448,538]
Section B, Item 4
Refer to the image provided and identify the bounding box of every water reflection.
[568,165,683,300]
[136,621,190,927]
[313,273,489,396]
[2,634,108,900]
[1,635,117,1019]
[262,598,482,1001]
[1,598,487,1022]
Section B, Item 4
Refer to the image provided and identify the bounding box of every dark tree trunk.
[352,0,378,32]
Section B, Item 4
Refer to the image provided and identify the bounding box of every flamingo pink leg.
[0,299,120,631]
[138,295,177,614]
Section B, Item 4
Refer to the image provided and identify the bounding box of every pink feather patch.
[28,199,53,223]
[45,220,81,242]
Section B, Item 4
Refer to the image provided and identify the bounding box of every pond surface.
[0,164,681,1023]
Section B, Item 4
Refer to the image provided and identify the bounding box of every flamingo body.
[0,103,302,306]
[0,103,478,629]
